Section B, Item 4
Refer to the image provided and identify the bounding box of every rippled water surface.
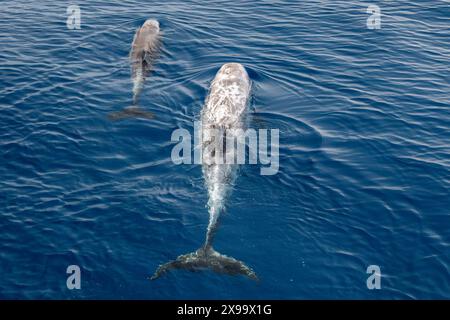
[1,1,449,299]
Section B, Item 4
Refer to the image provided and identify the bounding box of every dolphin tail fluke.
[107,106,155,121]
[150,246,258,281]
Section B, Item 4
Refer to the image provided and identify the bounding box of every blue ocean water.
[1,0,449,299]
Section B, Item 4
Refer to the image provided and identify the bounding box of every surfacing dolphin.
[151,63,257,281]
[108,19,161,121]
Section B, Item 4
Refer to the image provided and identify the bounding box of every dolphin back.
[150,246,258,281]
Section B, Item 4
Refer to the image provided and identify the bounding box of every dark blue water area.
[0,1,449,299]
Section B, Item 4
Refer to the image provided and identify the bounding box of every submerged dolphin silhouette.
[151,63,257,281]
[108,19,161,121]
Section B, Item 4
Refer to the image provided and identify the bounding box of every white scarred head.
[218,63,248,79]
[143,19,160,32]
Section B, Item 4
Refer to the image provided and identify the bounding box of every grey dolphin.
[108,19,161,121]
[151,63,257,281]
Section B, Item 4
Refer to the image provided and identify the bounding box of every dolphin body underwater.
[108,19,161,121]
[151,63,258,280]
